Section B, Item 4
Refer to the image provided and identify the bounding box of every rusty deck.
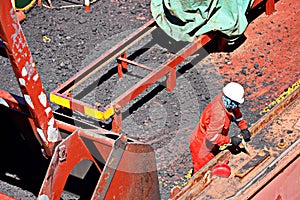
[170,84,300,200]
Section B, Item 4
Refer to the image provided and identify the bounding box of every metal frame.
[50,18,215,133]
[38,128,160,200]
[50,0,276,133]
[0,87,161,199]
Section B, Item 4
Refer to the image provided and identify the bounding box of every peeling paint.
[37,128,48,145]
[47,117,58,142]
[21,66,28,77]
[19,78,25,86]
[0,98,9,107]
[10,7,35,81]
[48,117,54,126]
[47,127,59,142]
[45,107,52,116]
[24,94,34,109]
[38,92,47,107]
[37,194,50,200]
[24,59,35,80]
[33,73,39,82]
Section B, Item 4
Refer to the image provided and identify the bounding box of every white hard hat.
[222,82,245,104]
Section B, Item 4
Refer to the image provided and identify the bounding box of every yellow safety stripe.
[102,106,115,119]
[50,93,71,109]
[84,106,115,120]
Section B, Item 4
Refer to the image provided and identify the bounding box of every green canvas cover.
[15,0,36,11]
[151,0,254,42]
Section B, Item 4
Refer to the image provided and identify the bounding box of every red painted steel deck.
[170,82,300,200]
[169,0,300,198]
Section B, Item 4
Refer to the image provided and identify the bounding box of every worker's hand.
[230,136,242,147]
[240,129,251,142]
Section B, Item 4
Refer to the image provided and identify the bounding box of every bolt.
[277,138,288,149]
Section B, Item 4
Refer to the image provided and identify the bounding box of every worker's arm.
[233,107,251,141]
[232,107,248,129]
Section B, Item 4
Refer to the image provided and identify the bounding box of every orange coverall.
[190,93,248,173]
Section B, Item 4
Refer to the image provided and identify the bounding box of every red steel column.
[0,0,61,156]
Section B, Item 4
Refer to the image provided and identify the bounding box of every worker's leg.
[190,142,215,174]
[192,152,215,173]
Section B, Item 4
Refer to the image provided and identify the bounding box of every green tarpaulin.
[14,0,36,11]
[151,0,254,42]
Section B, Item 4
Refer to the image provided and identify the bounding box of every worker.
[190,82,251,174]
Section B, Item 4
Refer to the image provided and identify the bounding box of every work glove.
[240,129,251,142]
[230,136,242,147]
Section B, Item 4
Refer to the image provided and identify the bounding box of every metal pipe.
[117,57,154,71]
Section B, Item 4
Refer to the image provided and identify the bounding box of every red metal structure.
[169,86,300,199]
[0,0,61,157]
[49,0,275,133]
[38,129,160,199]
[1,0,299,199]
[0,1,160,199]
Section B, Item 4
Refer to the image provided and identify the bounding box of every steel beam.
[0,0,61,156]
[111,34,214,132]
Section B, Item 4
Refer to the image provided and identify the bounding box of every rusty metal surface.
[251,154,300,200]
[231,138,300,200]
[171,86,300,199]
[38,129,160,199]
[38,130,99,200]
[169,151,231,200]
[93,136,161,200]
[0,0,61,156]
[234,149,270,178]
[92,133,127,199]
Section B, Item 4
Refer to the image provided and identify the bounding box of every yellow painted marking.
[185,168,193,179]
[43,36,51,43]
[50,93,70,108]
[260,79,300,115]
[101,106,115,119]
[84,106,98,118]
[84,106,114,120]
